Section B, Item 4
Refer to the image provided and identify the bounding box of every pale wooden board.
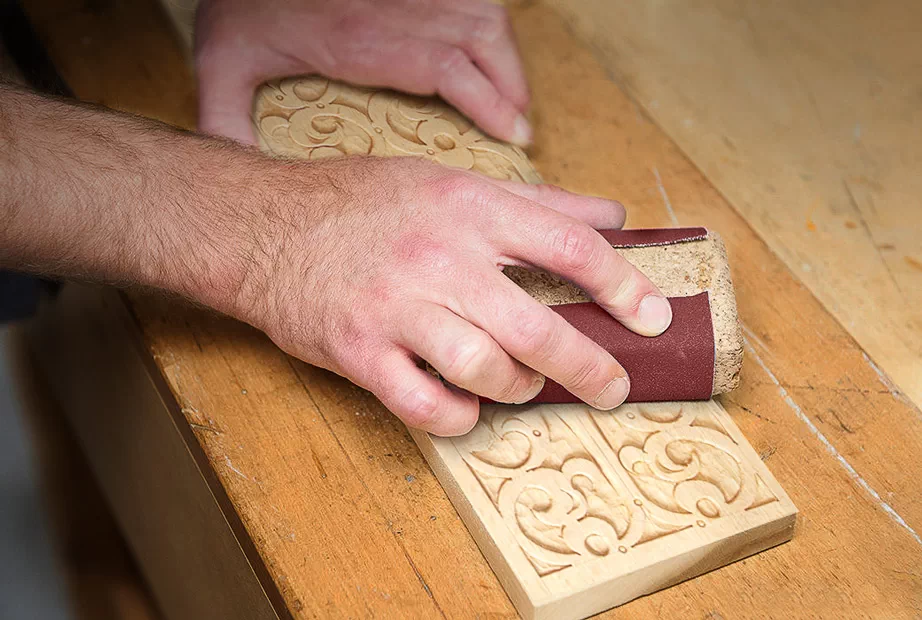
[248,75,795,619]
[23,0,922,618]
[412,402,795,620]
[253,76,541,183]
[543,0,922,408]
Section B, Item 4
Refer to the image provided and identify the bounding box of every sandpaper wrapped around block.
[504,227,743,402]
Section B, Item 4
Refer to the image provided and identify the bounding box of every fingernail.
[514,374,546,404]
[594,376,630,410]
[510,114,532,147]
[638,294,673,336]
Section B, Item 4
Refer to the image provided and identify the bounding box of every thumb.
[196,71,259,145]
[196,54,260,145]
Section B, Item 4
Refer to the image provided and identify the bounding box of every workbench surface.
[20,0,922,618]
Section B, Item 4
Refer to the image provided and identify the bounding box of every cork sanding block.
[504,226,743,403]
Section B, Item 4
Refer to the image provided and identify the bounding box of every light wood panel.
[21,0,922,618]
[252,76,541,183]
[412,401,796,620]
[544,0,922,407]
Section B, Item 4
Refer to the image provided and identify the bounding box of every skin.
[195,0,533,146]
[0,4,672,437]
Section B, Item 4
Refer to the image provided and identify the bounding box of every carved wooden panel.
[412,400,795,620]
[253,76,542,183]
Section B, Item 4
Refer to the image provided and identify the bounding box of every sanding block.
[505,226,742,403]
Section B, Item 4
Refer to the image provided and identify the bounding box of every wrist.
[147,140,272,322]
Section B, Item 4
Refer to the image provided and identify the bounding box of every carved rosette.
[453,403,778,577]
[254,76,542,183]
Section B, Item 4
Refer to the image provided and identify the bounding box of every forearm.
[0,81,271,315]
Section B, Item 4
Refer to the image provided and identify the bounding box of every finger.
[398,302,545,403]
[494,204,672,337]
[196,66,259,144]
[481,179,627,230]
[331,37,531,147]
[364,350,480,437]
[435,49,532,147]
[195,40,266,144]
[453,271,631,410]
[412,6,530,111]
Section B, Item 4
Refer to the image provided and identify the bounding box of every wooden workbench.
[19,0,922,617]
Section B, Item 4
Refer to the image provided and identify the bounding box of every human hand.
[194,0,532,146]
[234,157,673,436]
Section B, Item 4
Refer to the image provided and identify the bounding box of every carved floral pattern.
[453,403,778,577]
[254,76,542,183]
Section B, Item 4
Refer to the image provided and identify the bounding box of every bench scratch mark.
[745,339,921,547]
[652,166,680,225]
[741,323,770,354]
[861,351,910,406]
[224,455,249,481]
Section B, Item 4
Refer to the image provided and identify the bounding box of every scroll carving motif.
[453,402,778,577]
[254,76,542,184]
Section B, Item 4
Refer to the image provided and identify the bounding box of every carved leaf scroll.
[254,76,542,184]
[453,402,778,577]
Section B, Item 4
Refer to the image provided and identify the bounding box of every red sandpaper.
[599,227,708,247]
[530,293,715,403]
[481,292,715,405]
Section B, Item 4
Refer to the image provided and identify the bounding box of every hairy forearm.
[0,81,281,316]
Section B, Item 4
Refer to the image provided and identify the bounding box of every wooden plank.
[21,0,196,128]
[542,0,922,407]
[29,286,281,620]
[21,0,922,618]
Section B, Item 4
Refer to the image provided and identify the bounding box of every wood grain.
[30,287,281,620]
[543,0,922,407]
[21,0,922,618]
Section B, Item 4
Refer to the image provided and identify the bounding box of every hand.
[0,84,669,438]
[194,0,532,146]
[236,157,672,436]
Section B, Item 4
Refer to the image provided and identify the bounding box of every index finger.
[494,200,673,338]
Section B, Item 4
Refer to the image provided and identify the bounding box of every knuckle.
[429,173,488,210]
[480,87,507,117]
[395,385,440,429]
[564,354,609,395]
[549,223,601,273]
[610,269,648,310]
[442,333,492,384]
[328,16,379,70]
[394,233,454,273]
[480,2,509,23]
[471,13,508,44]
[494,371,532,403]
[437,47,471,74]
[509,305,554,354]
